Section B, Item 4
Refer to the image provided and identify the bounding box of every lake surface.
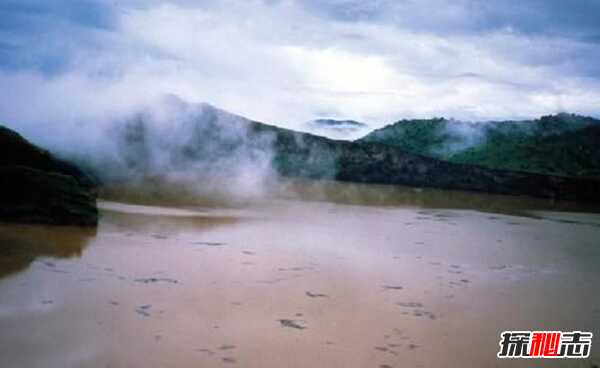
[1,181,599,368]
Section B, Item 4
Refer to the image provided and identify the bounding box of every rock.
[0,126,97,189]
[0,126,98,226]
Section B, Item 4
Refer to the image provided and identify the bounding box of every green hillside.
[358,114,600,178]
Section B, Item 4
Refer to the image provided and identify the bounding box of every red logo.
[498,331,593,359]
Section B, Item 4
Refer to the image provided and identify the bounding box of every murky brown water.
[1,181,599,368]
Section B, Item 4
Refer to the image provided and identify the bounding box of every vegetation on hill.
[358,113,600,177]
[88,102,600,203]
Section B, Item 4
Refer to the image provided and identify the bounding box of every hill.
[74,98,600,203]
[358,113,600,177]
[0,125,98,226]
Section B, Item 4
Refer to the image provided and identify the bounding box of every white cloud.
[2,0,600,141]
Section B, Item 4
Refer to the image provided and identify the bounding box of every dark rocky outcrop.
[0,126,98,226]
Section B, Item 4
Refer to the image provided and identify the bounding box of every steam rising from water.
[32,95,281,203]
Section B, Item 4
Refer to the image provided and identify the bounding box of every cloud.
[1,0,600,144]
[299,0,600,40]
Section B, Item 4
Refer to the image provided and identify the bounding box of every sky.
[2,0,600,132]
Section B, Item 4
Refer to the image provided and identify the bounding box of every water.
[1,181,599,368]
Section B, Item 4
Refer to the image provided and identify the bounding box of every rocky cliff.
[0,126,98,226]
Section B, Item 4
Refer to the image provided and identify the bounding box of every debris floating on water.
[305,291,328,298]
[382,285,404,290]
[134,277,179,284]
[278,319,306,330]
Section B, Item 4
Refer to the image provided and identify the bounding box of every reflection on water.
[1,180,599,368]
[0,224,96,279]
[103,178,600,217]
[275,179,600,217]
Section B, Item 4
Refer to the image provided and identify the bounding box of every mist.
[3,0,600,204]
[4,0,600,142]
[85,96,284,203]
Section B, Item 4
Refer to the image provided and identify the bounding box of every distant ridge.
[358,113,600,178]
[70,97,600,203]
